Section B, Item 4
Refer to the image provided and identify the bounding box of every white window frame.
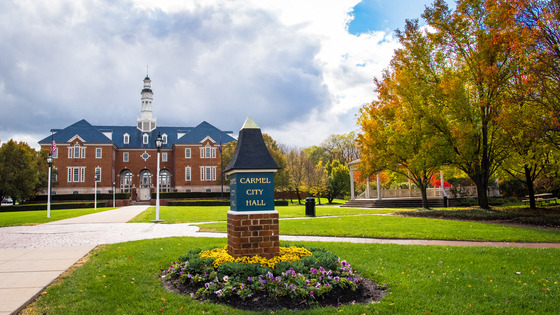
[96,148,102,159]
[162,152,168,162]
[200,147,204,158]
[81,147,86,158]
[185,166,191,181]
[67,167,86,183]
[123,133,130,144]
[68,147,72,158]
[74,144,80,158]
[123,152,129,162]
[205,145,211,158]
[162,134,168,144]
[200,166,204,181]
[185,148,191,158]
[143,133,149,144]
[212,148,216,158]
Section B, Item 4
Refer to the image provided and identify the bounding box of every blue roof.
[39,119,235,149]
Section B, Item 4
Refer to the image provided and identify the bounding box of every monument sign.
[224,117,280,258]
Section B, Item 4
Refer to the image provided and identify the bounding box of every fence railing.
[356,186,500,199]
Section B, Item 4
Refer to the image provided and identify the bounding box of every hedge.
[151,192,231,199]
[29,193,130,203]
[166,200,289,207]
[0,202,109,213]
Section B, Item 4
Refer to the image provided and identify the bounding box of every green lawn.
[25,237,560,314]
[0,207,116,227]
[128,205,398,223]
[198,214,560,243]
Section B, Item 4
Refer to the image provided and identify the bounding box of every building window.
[185,167,191,181]
[140,169,151,188]
[143,133,149,144]
[159,170,171,192]
[162,134,168,144]
[200,147,204,158]
[205,145,211,158]
[52,148,58,158]
[185,148,191,158]
[162,152,167,162]
[67,167,85,183]
[123,133,130,144]
[68,147,72,158]
[200,166,217,181]
[123,152,129,162]
[120,170,132,193]
[74,144,80,158]
[96,148,102,159]
[212,148,216,158]
[95,167,101,182]
[81,147,86,158]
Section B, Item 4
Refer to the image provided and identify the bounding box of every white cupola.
[137,74,156,132]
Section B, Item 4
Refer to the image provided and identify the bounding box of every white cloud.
[0,0,403,148]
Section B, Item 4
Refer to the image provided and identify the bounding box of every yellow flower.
[199,246,312,268]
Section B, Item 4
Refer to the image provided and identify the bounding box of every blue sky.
[0,0,444,149]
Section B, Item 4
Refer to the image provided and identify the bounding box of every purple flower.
[309,291,314,296]
[333,276,340,282]
[215,289,223,297]
[240,283,245,290]
[316,283,321,289]
[247,277,253,282]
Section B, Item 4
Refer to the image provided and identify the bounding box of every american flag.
[50,140,57,155]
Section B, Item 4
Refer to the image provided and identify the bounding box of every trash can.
[305,197,316,217]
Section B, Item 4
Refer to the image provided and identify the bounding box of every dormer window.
[143,133,149,144]
[123,133,130,144]
[162,134,168,144]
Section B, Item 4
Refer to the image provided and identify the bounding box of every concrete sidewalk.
[0,205,150,315]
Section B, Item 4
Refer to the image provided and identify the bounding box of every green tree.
[285,149,308,204]
[324,160,350,203]
[304,160,328,204]
[0,140,44,203]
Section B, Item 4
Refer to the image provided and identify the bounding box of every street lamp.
[46,155,53,218]
[153,132,163,222]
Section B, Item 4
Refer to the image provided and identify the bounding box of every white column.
[349,166,355,200]
[377,172,382,200]
[366,178,370,199]
[440,170,446,197]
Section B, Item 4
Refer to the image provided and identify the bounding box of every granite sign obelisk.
[225,117,280,258]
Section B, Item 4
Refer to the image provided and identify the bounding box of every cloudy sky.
[1,0,442,149]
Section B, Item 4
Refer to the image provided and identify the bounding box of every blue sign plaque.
[229,172,275,211]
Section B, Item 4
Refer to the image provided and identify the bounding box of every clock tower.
[137,74,156,132]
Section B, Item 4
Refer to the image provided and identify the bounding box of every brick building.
[38,75,235,200]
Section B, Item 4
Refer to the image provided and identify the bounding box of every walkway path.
[1,206,560,314]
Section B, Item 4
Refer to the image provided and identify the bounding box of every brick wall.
[227,211,279,258]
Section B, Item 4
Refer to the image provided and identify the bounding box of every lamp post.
[153,133,163,222]
[113,181,116,207]
[94,174,98,211]
[46,155,53,218]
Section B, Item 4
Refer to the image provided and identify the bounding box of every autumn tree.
[320,132,360,164]
[285,149,308,204]
[304,161,328,204]
[413,0,517,208]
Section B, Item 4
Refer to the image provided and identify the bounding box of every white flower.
[223,275,229,282]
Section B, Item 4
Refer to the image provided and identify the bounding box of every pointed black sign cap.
[225,117,279,173]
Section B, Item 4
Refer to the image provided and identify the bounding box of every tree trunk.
[295,187,302,205]
[524,165,536,209]
[475,179,490,209]
[420,183,430,210]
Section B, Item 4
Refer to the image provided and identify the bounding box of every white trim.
[96,148,102,159]
[225,169,278,175]
[67,134,86,143]
[200,136,216,144]
[123,133,130,144]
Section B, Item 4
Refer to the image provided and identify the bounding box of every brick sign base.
[227,211,279,258]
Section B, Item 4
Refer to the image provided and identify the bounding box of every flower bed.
[162,245,385,311]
